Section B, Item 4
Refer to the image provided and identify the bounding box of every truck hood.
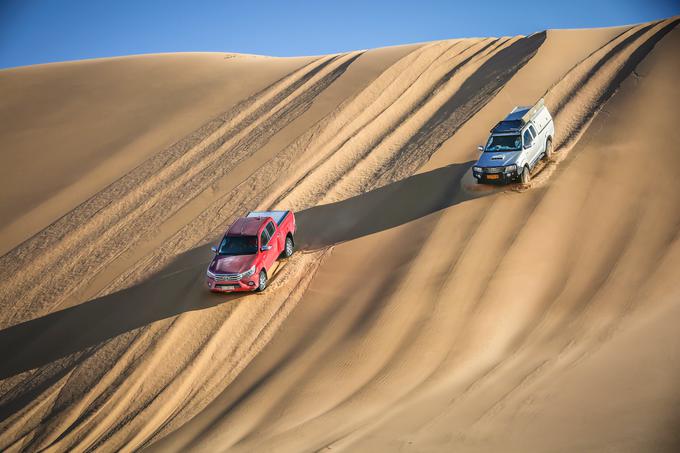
[209,254,255,274]
[476,151,520,167]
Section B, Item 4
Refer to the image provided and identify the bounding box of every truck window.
[265,221,276,238]
[486,134,521,152]
[523,129,533,147]
[529,125,537,137]
[260,229,270,247]
[218,236,258,256]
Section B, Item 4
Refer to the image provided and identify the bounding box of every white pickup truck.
[472,98,554,184]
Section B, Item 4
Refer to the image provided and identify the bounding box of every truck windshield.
[485,135,521,152]
[218,236,258,255]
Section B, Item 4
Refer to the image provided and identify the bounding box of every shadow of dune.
[0,161,483,382]
[296,161,478,250]
[0,245,246,381]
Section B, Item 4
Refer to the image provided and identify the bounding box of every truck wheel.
[257,270,267,292]
[544,138,553,161]
[521,165,531,185]
[283,235,294,258]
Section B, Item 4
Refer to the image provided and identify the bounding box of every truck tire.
[521,165,531,185]
[257,270,267,292]
[544,138,553,161]
[283,235,294,258]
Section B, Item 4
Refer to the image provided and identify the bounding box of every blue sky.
[1,0,677,69]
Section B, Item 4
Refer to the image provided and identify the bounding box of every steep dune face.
[1,18,679,453]
[0,53,316,255]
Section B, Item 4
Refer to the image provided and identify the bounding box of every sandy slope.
[0,53,315,256]
[1,18,679,453]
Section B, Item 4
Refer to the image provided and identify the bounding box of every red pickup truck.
[206,210,296,292]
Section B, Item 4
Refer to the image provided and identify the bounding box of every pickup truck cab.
[206,210,296,293]
[472,98,554,184]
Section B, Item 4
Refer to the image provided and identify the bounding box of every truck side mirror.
[211,246,217,253]
[477,145,484,152]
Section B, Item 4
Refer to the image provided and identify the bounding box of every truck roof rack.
[490,98,545,134]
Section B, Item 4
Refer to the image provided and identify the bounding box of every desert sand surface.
[0,17,679,453]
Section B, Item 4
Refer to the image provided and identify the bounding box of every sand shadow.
[296,161,480,250]
[0,245,249,381]
[0,161,487,382]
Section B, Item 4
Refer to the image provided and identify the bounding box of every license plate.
[486,174,500,180]
[218,285,237,291]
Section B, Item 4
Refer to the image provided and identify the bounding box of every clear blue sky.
[1,0,677,69]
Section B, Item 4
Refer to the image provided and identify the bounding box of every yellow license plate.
[486,174,500,180]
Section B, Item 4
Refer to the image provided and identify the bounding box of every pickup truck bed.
[247,210,290,226]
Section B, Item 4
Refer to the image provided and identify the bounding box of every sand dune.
[1,17,679,452]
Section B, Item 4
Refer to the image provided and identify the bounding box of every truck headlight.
[473,166,483,173]
[240,265,256,279]
[206,269,216,279]
[504,164,517,173]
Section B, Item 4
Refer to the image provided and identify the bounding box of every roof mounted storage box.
[491,98,545,134]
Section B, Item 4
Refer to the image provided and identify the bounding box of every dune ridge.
[1,17,679,452]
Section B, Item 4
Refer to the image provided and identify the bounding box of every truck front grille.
[214,273,240,282]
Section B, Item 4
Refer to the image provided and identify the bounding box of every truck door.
[259,227,276,271]
[529,124,541,158]
[265,221,281,254]
[523,128,537,166]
